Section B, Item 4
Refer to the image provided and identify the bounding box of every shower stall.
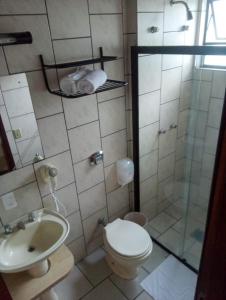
[131,45,226,271]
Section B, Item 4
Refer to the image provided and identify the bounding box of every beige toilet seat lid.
[104,218,151,257]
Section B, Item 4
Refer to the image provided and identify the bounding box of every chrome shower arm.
[170,0,193,20]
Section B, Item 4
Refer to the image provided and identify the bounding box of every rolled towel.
[60,69,91,96]
[77,69,107,94]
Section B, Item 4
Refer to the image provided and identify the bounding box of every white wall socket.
[1,192,18,210]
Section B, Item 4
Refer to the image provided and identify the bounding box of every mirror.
[0,73,44,175]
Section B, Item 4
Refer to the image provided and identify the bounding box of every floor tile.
[135,291,154,300]
[110,268,148,300]
[149,212,177,233]
[82,279,127,300]
[164,204,183,220]
[157,228,183,256]
[143,243,169,274]
[54,266,92,300]
[145,224,161,239]
[78,248,112,286]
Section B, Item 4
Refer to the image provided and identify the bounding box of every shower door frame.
[131,46,226,273]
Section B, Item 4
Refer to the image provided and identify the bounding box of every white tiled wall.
[0,0,132,262]
[137,0,202,217]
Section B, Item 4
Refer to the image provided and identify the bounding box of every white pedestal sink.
[0,209,70,300]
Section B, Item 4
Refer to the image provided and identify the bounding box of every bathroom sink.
[0,209,69,274]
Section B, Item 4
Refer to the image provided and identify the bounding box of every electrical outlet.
[1,192,18,210]
[12,128,22,139]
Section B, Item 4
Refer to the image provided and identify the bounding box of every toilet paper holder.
[90,151,104,165]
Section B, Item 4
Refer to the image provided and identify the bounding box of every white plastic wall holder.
[39,164,58,185]
[116,158,134,186]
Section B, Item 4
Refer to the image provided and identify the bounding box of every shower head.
[170,0,193,21]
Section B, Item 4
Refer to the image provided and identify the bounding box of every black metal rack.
[40,47,127,99]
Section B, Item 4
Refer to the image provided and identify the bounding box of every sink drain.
[28,246,36,252]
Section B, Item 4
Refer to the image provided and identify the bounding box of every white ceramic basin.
[0,209,69,274]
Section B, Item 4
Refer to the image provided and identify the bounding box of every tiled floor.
[147,201,205,270]
[54,243,168,300]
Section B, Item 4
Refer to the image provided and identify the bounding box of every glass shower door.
[136,49,226,271]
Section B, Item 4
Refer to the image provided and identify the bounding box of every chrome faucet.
[3,224,13,235]
[17,221,26,230]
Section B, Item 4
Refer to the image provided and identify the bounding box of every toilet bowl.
[103,218,153,279]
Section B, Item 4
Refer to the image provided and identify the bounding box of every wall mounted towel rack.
[40,47,127,99]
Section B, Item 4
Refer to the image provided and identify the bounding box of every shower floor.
[146,200,206,270]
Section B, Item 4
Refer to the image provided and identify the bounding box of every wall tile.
[0,91,4,105]
[161,67,182,103]
[99,96,126,137]
[97,59,125,102]
[102,130,127,166]
[164,1,187,32]
[68,236,86,263]
[0,47,8,76]
[38,113,69,158]
[46,0,90,39]
[158,153,175,182]
[90,14,123,58]
[0,165,35,196]
[192,81,211,111]
[53,38,92,64]
[138,13,163,46]
[158,176,174,202]
[138,0,164,12]
[34,151,75,196]
[0,73,28,91]
[180,80,192,111]
[159,128,177,159]
[0,0,46,14]
[211,71,226,99]
[204,127,219,155]
[139,122,159,157]
[124,33,137,75]
[88,0,122,13]
[63,95,98,130]
[177,109,189,137]
[208,98,223,128]
[139,89,160,128]
[42,183,79,217]
[104,163,120,193]
[107,186,129,217]
[69,121,101,164]
[139,55,161,95]
[140,175,157,204]
[27,70,63,119]
[74,160,104,193]
[3,87,33,118]
[0,182,42,224]
[162,32,184,70]
[17,136,43,165]
[10,113,38,142]
[140,150,158,182]
[79,182,106,220]
[83,208,108,244]
[0,105,11,131]
[122,0,137,34]
[160,99,179,130]
[1,15,54,72]
[66,211,83,244]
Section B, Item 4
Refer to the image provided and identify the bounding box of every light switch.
[12,128,22,139]
[1,192,18,210]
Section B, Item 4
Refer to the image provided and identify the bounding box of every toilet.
[103,218,153,279]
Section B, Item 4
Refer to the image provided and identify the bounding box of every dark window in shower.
[202,0,226,68]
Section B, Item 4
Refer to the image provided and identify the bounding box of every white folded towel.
[77,69,107,94]
[60,69,91,96]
